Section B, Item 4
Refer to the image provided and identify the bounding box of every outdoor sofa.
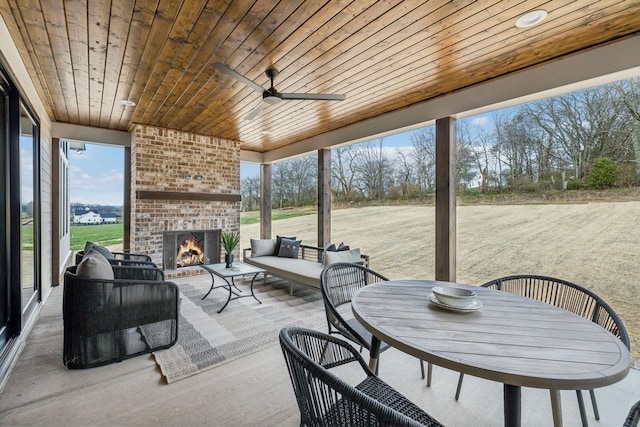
[243,236,369,295]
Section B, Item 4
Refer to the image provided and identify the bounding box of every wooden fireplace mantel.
[136,191,241,202]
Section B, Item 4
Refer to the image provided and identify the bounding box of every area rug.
[151,279,326,383]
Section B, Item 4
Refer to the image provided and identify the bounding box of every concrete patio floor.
[1,274,638,426]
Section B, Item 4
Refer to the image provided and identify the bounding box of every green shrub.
[589,157,618,189]
[566,179,581,190]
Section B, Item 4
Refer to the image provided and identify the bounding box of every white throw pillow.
[250,238,277,257]
[323,248,361,266]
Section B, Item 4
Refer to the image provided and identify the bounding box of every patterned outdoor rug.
[151,278,326,383]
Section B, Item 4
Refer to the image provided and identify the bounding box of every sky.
[70,144,124,206]
[67,113,495,206]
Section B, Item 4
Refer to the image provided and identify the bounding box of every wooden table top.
[351,280,631,390]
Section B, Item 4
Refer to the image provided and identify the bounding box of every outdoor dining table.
[351,280,631,427]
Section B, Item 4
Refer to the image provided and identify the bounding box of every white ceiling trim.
[52,122,131,147]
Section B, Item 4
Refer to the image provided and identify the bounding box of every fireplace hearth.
[163,229,221,270]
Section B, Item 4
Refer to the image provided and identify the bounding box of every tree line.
[241,77,640,210]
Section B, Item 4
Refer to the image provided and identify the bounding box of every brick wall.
[130,125,240,272]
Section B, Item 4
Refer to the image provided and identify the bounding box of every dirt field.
[240,201,640,359]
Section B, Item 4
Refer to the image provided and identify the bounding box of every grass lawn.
[70,223,123,251]
[241,207,317,225]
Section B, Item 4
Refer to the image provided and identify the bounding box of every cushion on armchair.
[84,241,115,260]
[75,248,114,308]
[76,248,114,280]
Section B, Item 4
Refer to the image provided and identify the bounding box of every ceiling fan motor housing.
[263,68,282,103]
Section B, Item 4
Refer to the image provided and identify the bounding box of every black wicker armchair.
[279,326,443,427]
[625,401,640,427]
[63,264,179,369]
[455,275,629,427]
[320,262,426,378]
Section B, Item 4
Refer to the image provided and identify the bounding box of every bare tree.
[353,139,392,200]
[240,175,260,211]
[271,155,317,208]
[272,162,291,209]
[465,126,497,192]
[288,155,317,206]
[331,145,358,201]
[456,121,480,188]
[612,77,640,179]
[527,86,633,180]
[410,128,436,197]
[394,149,414,198]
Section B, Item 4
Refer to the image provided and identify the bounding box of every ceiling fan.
[212,63,346,121]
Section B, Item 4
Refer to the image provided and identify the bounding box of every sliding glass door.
[19,103,39,318]
[0,63,40,371]
[0,72,9,351]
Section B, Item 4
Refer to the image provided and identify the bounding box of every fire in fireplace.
[163,229,221,270]
[176,237,204,267]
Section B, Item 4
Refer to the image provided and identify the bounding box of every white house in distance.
[101,213,118,223]
[72,209,118,225]
[73,210,102,225]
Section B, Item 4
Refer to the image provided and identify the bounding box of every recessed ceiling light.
[515,10,547,28]
[118,99,136,107]
[261,130,271,135]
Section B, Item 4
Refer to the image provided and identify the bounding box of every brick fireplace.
[130,125,241,277]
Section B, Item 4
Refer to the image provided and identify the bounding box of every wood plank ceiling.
[1,0,639,153]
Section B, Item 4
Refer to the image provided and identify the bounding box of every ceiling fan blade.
[244,101,267,121]
[212,63,265,93]
[280,93,346,101]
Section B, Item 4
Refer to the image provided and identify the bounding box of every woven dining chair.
[624,400,640,427]
[320,262,427,379]
[279,326,443,427]
[454,275,629,427]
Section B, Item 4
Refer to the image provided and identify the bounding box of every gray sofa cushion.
[244,256,324,288]
[250,238,277,256]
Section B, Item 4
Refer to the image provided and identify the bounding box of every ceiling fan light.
[515,10,547,28]
[263,95,282,105]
